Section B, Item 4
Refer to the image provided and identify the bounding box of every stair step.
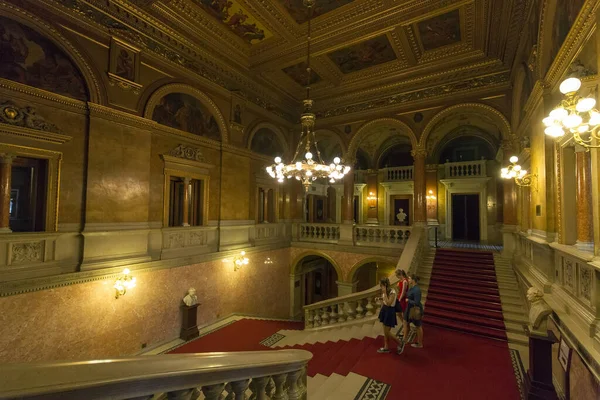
[424,315,507,341]
[429,281,499,296]
[425,308,506,330]
[425,300,504,320]
[325,373,369,400]
[429,275,499,288]
[432,270,498,282]
[435,257,495,266]
[432,264,497,274]
[427,286,501,303]
[507,331,529,346]
[308,374,328,397]
[312,373,345,399]
[425,293,503,311]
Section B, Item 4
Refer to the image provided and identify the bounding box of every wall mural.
[551,0,586,61]
[152,92,221,140]
[328,35,397,74]
[417,9,462,51]
[280,0,353,24]
[282,62,321,86]
[191,0,271,44]
[0,16,88,100]
[250,127,284,157]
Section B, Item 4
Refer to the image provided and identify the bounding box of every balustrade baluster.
[365,297,374,316]
[286,370,304,400]
[202,384,226,400]
[127,396,154,400]
[271,374,289,400]
[223,384,235,400]
[345,301,356,321]
[306,309,314,329]
[249,376,270,400]
[329,304,338,324]
[313,309,322,327]
[264,378,275,398]
[166,389,195,400]
[321,306,330,325]
[231,379,250,400]
[337,303,345,322]
[355,299,364,319]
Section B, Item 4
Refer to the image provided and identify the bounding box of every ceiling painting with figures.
[152,93,221,141]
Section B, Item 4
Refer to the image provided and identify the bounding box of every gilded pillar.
[264,188,271,223]
[366,170,378,224]
[426,164,438,221]
[182,177,191,226]
[412,148,427,223]
[343,171,354,224]
[0,154,14,232]
[575,147,593,250]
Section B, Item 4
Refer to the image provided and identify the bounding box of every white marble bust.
[527,287,552,335]
[183,288,198,307]
[396,208,407,224]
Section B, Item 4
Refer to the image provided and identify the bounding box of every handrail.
[0,350,312,400]
[301,227,428,329]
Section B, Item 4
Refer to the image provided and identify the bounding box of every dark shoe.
[411,343,423,349]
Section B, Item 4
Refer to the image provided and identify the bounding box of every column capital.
[411,147,427,159]
[0,153,15,164]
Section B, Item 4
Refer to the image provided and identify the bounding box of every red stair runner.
[424,249,508,341]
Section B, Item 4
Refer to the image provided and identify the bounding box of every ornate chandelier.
[543,76,600,149]
[266,0,350,191]
[500,156,536,187]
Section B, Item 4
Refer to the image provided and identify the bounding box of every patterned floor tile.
[259,333,286,347]
[354,378,391,400]
[510,348,526,400]
[430,240,503,253]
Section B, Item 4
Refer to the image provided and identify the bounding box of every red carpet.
[424,249,508,341]
[168,318,303,353]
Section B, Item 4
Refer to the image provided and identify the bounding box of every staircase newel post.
[286,369,304,400]
[271,373,289,400]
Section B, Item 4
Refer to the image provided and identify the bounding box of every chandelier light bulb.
[296,162,302,169]
[514,165,521,171]
[563,113,583,129]
[333,157,341,164]
[542,117,555,127]
[545,125,565,137]
[509,156,518,163]
[559,77,582,94]
[305,152,313,159]
[576,97,596,112]
[549,107,568,121]
[306,171,312,176]
[274,157,281,163]
[520,170,527,176]
[577,124,589,133]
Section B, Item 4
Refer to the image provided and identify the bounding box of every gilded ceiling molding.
[0,1,105,105]
[246,121,290,157]
[144,83,230,143]
[347,118,418,160]
[419,103,512,149]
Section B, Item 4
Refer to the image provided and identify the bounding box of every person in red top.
[394,269,409,338]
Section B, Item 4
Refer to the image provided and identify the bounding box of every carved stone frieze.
[564,259,574,291]
[580,265,592,302]
[169,144,206,162]
[166,233,185,249]
[11,242,44,265]
[0,101,60,133]
[188,231,205,246]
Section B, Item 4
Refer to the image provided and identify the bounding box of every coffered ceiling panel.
[280,0,355,24]
[417,9,462,52]
[327,34,397,74]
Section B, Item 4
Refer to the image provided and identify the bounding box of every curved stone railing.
[0,350,312,400]
[354,225,412,247]
[298,223,340,243]
[445,160,487,178]
[303,226,428,329]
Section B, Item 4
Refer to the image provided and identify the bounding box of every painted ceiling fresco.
[417,9,462,51]
[282,62,322,86]
[327,35,397,74]
[280,0,354,24]
[191,0,272,44]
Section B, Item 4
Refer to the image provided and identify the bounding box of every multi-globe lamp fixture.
[543,76,600,149]
[266,0,350,191]
[501,156,535,187]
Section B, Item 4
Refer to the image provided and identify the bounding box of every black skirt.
[378,305,397,327]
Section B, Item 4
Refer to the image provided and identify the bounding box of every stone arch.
[314,128,347,164]
[347,257,398,284]
[0,4,105,104]
[144,83,229,143]
[347,118,418,162]
[419,103,511,153]
[247,121,288,158]
[432,126,499,164]
[511,65,528,129]
[375,139,414,168]
[290,250,344,281]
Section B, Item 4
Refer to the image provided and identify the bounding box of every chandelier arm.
[304,3,313,100]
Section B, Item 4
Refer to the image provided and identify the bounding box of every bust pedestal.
[180,304,200,341]
[523,326,559,400]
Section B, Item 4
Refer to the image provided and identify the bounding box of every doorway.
[10,157,48,232]
[451,194,480,241]
[291,255,339,319]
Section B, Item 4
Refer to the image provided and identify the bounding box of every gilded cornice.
[88,103,156,130]
[499,0,527,68]
[0,78,88,113]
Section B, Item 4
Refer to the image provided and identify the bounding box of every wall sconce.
[366,191,377,209]
[233,251,249,271]
[501,156,537,188]
[426,190,436,213]
[543,76,600,149]
[114,268,136,299]
[264,257,273,264]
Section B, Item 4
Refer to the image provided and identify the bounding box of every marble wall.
[0,247,291,363]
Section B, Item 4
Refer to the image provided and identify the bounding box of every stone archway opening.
[352,260,397,292]
[290,255,339,319]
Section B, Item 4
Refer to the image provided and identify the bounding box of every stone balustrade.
[297,223,341,243]
[382,166,414,181]
[445,160,487,178]
[303,227,428,329]
[354,225,412,247]
[161,225,218,259]
[0,350,312,400]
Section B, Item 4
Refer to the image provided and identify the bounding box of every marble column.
[343,172,354,223]
[412,148,427,224]
[182,177,191,227]
[366,170,378,224]
[0,154,14,233]
[575,147,593,251]
[426,165,438,221]
[264,188,271,223]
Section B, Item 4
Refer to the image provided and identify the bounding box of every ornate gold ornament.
[543,76,600,149]
[501,156,537,189]
[0,100,60,133]
[266,1,349,192]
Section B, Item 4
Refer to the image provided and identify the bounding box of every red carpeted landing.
[424,248,508,341]
[168,318,303,353]
[285,325,520,400]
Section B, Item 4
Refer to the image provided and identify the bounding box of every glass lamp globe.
[576,97,596,112]
[509,156,518,163]
[563,114,583,129]
[545,125,565,137]
[549,107,568,121]
[559,77,582,94]
[589,111,600,126]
